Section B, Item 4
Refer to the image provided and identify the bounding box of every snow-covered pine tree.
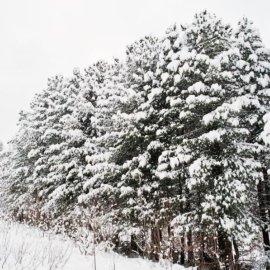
[78,60,119,230]
[156,11,263,266]
[8,72,98,230]
[78,59,139,244]
[0,149,13,216]
[78,36,167,257]
[108,28,192,259]
[27,75,81,226]
[8,106,43,220]
[234,17,270,260]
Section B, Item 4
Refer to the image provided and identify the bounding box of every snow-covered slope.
[0,220,185,270]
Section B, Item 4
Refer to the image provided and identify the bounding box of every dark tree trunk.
[180,236,185,265]
[232,238,240,270]
[265,179,270,221]
[257,167,270,253]
[200,232,205,264]
[150,226,162,261]
[218,230,232,269]
[187,230,194,266]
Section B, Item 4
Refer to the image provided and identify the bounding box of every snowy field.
[0,220,186,270]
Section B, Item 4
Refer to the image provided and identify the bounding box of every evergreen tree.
[9,72,97,227]
[234,17,270,260]
[158,11,262,265]
[78,59,138,242]
[0,149,12,215]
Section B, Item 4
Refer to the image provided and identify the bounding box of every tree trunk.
[257,167,270,253]
[265,178,270,221]
[180,235,185,265]
[150,226,162,261]
[200,232,205,264]
[218,230,232,269]
[187,230,194,266]
[232,239,240,270]
[232,238,239,262]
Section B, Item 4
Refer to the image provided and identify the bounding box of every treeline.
[0,11,270,269]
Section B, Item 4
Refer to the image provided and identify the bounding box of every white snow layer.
[0,220,186,270]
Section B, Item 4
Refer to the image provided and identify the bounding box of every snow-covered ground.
[0,220,186,270]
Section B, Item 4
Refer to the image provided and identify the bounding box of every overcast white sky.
[0,0,269,144]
